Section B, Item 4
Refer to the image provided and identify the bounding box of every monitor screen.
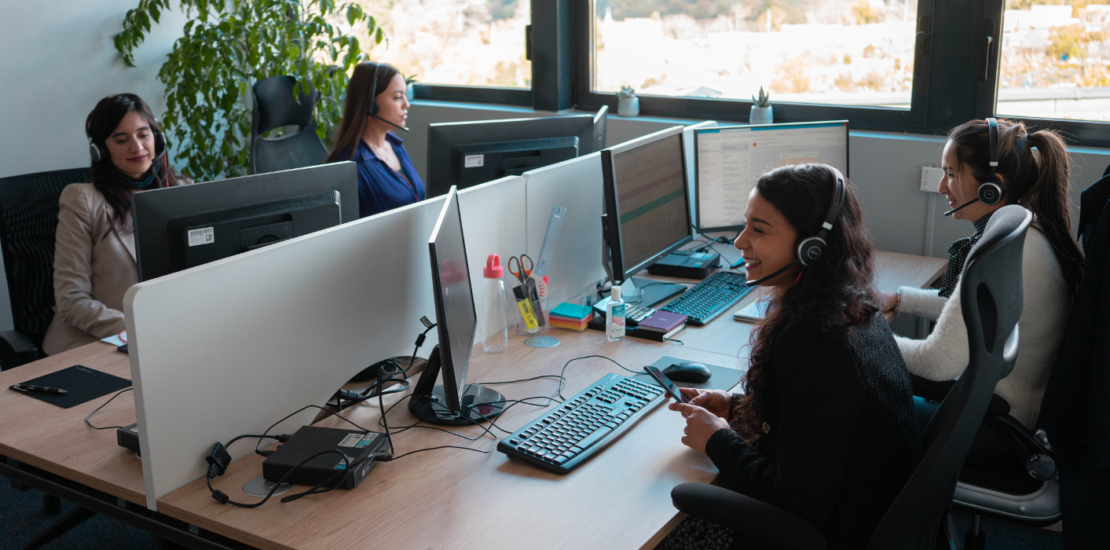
[694,121,849,232]
[602,126,692,282]
[428,186,476,412]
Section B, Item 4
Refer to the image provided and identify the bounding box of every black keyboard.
[661,271,754,326]
[497,374,665,474]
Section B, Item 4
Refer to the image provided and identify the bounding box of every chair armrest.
[911,375,1011,416]
[0,330,40,370]
[671,483,827,550]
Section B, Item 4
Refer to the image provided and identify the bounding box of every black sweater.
[705,313,922,550]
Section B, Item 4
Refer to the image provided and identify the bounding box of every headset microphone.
[944,198,980,217]
[745,260,799,287]
[372,113,409,132]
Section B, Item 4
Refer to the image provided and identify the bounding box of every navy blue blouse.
[331,134,426,218]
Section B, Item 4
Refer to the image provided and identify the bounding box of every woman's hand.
[669,402,731,454]
[670,388,732,420]
[878,291,899,314]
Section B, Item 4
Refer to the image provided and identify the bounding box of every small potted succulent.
[750,87,773,124]
[404,74,418,101]
[617,85,639,117]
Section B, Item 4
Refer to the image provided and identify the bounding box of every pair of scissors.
[508,254,534,285]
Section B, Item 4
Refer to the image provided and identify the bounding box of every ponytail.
[1025,129,1084,295]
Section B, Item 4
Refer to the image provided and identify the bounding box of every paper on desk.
[101,332,126,347]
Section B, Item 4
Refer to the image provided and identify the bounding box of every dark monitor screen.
[427,186,476,412]
[602,126,692,283]
[426,113,603,198]
[694,120,849,233]
[132,162,358,281]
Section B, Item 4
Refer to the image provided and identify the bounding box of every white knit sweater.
[894,226,1069,429]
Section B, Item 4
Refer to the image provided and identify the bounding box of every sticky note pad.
[550,302,593,321]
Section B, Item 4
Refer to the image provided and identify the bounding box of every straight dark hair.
[326,62,400,163]
[734,164,879,442]
[948,119,1084,295]
[86,93,181,231]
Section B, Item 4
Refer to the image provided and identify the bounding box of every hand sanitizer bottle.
[606,286,626,342]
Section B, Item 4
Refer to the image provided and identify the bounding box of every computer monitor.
[426,111,607,197]
[600,126,692,306]
[694,120,850,233]
[409,186,507,425]
[132,162,359,281]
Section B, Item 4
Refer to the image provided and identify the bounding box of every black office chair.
[0,168,89,370]
[670,205,1032,550]
[250,75,327,174]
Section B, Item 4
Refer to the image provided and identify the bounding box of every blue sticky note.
[551,302,593,320]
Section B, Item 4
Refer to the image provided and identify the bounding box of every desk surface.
[0,250,946,550]
[0,342,144,505]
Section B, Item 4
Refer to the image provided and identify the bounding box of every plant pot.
[750,105,773,124]
[405,83,415,101]
[618,96,640,117]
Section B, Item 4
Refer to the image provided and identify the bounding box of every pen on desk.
[11,384,67,395]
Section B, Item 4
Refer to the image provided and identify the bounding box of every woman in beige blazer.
[43,94,185,355]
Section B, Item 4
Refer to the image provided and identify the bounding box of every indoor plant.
[113,0,384,181]
[751,87,773,124]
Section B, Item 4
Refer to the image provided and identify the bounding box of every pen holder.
[513,279,546,335]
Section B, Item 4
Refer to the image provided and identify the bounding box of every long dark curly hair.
[733,164,879,442]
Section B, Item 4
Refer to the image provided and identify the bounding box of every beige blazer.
[42,184,137,355]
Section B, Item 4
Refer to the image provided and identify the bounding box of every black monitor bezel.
[601,126,693,284]
[427,186,476,413]
[693,120,851,234]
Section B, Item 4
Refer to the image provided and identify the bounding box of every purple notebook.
[637,311,687,333]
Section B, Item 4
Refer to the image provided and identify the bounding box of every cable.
[85,387,134,430]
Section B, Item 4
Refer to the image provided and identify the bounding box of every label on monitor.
[464,154,485,168]
[187,227,215,247]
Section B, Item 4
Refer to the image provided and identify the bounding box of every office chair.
[250,75,328,175]
[0,168,90,370]
[671,205,1031,550]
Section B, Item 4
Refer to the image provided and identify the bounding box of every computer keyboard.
[661,271,754,326]
[594,297,654,326]
[497,373,665,474]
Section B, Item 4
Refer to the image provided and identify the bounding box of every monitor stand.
[619,277,686,308]
[408,345,507,426]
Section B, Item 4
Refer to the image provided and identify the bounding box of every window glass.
[363,0,531,88]
[593,0,920,108]
[997,1,1110,122]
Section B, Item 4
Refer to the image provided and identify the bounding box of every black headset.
[745,165,847,286]
[365,62,409,132]
[87,123,166,165]
[978,117,1006,206]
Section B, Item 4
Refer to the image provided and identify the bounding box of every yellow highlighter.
[513,285,540,332]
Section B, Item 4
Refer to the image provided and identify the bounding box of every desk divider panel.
[523,153,607,305]
[124,176,524,511]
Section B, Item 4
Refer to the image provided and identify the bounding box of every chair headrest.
[967,205,1033,264]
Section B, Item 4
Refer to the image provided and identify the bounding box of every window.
[591,0,923,109]
[366,0,531,89]
[995,1,1110,123]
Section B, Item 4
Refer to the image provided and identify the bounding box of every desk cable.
[84,387,134,430]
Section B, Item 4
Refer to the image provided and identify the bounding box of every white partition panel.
[683,121,717,232]
[523,153,607,304]
[125,194,514,510]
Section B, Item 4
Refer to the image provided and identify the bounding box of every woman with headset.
[327,62,424,218]
[666,164,922,550]
[880,119,1083,443]
[43,93,185,355]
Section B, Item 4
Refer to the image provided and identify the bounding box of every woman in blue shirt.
[327,62,425,217]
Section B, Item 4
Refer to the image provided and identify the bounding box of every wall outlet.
[920,166,943,193]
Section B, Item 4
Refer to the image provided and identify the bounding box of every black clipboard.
[10,365,131,408]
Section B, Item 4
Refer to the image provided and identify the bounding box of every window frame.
[411,84,532,107]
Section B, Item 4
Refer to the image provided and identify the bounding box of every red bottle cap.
[483,254,504,278]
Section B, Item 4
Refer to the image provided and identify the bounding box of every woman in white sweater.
[881,119,1084,434]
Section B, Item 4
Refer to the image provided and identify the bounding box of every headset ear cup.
[978,181,1004,205]
[88,140,102,163]
[154,129,166,158]
[796,236,827,267]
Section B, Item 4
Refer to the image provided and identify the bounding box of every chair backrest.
[867,204,1031,550]
[251,75,327,174]
[0,168,90,348]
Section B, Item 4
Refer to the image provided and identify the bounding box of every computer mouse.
[662,362,712,383]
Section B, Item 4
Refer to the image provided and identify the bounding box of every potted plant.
[750,87,773,124]
[617,86,639,117]
[405,74,418,101]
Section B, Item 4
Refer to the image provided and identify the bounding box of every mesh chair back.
[251,76,327,174]
[867,205,1031,550]
[0,168,90,348]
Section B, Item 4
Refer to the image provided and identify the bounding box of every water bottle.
[480,254,509,353]
[606,286,626,342]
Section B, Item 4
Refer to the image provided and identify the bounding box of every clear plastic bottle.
[606,286,626,342]
[480,254,509,353]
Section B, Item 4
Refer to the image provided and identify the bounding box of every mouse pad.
[10,365,132,408]
[633,356,744,393]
